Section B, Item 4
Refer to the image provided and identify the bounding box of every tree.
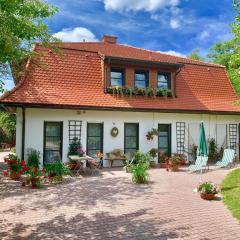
[188,49,204,61]
[208,0,240,95]
[0,0,58,92]
[0,110,16,145]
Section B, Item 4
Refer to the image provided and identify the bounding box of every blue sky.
[4,0,236,91]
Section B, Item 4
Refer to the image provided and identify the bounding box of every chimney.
[102,35,117,44]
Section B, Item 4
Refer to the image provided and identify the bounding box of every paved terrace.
[0,151,240,240]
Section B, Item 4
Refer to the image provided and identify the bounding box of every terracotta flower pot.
[150,161,157,168]
[160,162,167,168]
[9,171,21,180]
[31,177,40,188]
[200,193,216,200]
[168,165,180,172]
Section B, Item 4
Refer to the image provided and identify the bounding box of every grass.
[221,168,240,221]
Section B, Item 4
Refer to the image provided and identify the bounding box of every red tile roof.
[1,41,240,114]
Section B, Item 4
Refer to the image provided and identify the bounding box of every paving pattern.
[0,153,240,240]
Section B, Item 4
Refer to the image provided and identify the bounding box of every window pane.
[125,124,137,136]
[125,137,137,148]
[135,80,146,88]
[46,137,61,149]
[88,137,101,150]
[111,71,122,78]
[157,73,170,89]
[159,137,168,148]
[88,124,101,136]
[135,73,146,81]
[111,78,122,87]
[111,70,123,87]
[46,124,61,137]
[45,150,61,164]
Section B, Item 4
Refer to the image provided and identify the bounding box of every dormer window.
[110,69,124,87]
[157,72,171,89]
[135,70,148,88]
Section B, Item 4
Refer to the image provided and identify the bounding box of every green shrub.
[132,151,150,165]
[130,152,150,184]
[68,137,81,155]
[131,162,149,184]
[27,148,40,167]
[44,161,70,178]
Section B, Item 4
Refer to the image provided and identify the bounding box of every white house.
[1,35,240,166]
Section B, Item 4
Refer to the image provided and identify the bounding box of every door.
[158,124,171,160]
[124,123,139,154]
[87,123,103,157]
[43,122,63,164]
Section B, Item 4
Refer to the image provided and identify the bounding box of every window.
[157,72,171,89]
[124,123,139,153]
[87,123,103,157]
[44,122,63,164]
[135,71,148,88]
[110,69,124,87]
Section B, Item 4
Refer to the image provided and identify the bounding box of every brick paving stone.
[0,158,240,239]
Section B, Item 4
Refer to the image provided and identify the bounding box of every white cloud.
[103,0,180,12]
[170,19,180,29]
[53,27,97,42]
[158,50,186,57]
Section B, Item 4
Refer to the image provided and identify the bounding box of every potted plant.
[146,128,158,140]
[44,161,70,182]
[126,87,134,96]
[130,152,150,184]
[5,154,22,180]
[149,148,158,168]
[166,89,173,97]
[159,151,167,168]
[28,167,45,188]
[167,154,181,171]
[198,182,218,200]
[156,88,164,97]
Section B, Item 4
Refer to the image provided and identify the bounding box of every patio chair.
[216,149,235,168]
[188,156,208,172]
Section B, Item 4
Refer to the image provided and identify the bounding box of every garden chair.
[216,149,235,168]
[71,159,84,176]
[188,156,208,172]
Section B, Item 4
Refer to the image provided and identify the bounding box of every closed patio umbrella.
[197,122,208,182]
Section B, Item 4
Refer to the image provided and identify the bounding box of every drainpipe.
[21,107,25,160]
[174,65,183,97]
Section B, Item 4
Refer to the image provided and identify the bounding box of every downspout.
[174,65,183,97]
[21,107,25,160]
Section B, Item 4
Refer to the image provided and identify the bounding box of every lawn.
[221,168,240,221]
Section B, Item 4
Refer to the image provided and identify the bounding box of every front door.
[158,124,171,160]
[43,121,63,164]
[87,123,103,157]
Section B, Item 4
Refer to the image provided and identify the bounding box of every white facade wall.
[16,108,240,166]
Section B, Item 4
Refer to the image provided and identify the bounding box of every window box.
[106,86,173,98]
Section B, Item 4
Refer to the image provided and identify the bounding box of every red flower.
[21,182,26,187]
[23,166,30,172]
[3,170,9,177]
[20,160,26,166]
[33,167,38,173]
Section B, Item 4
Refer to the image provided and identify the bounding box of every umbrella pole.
[199,155,203,183]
